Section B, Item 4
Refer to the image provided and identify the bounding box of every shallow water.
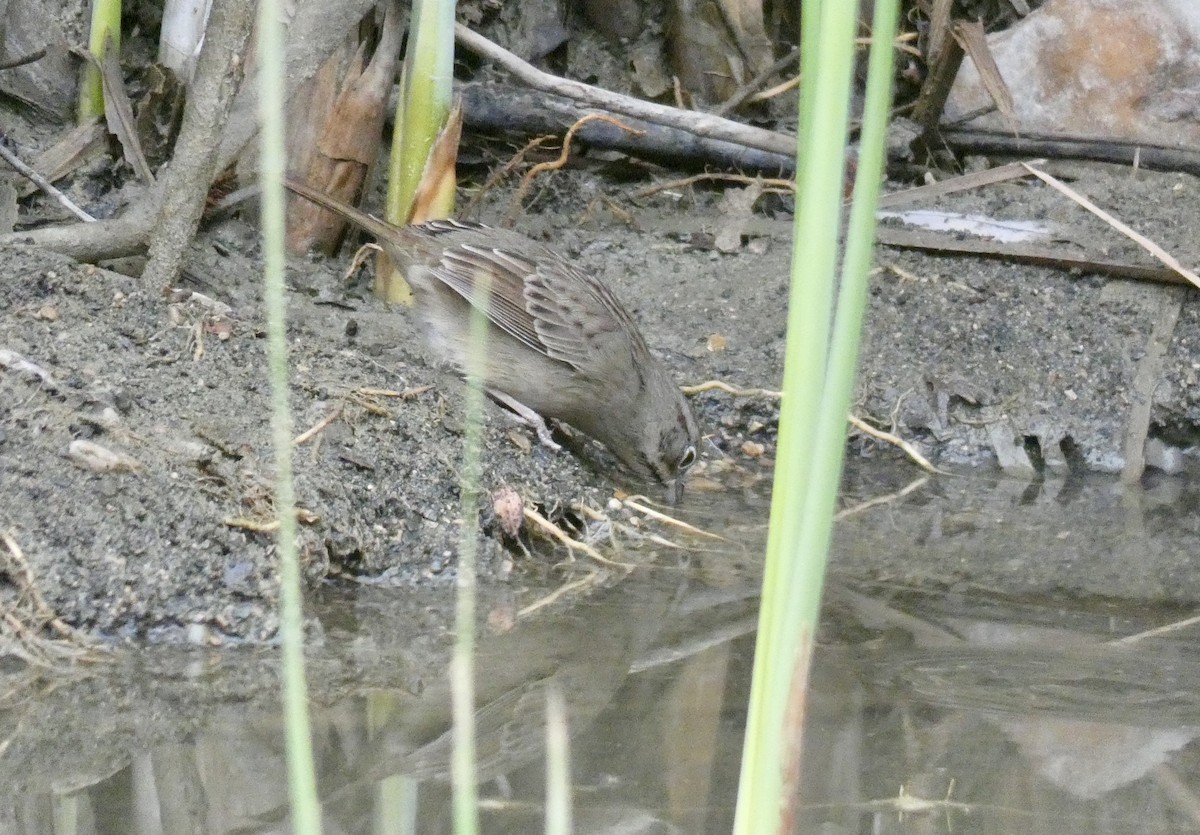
[6,465,1200,833]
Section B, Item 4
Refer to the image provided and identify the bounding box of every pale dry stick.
[224,508,319,533]
[875,160,1045,209]
[1,530,89,643]
[517,570,602,619]
[891,781,972,820]
[867,31,922,59]
[348,393,391,417]
[632,531,688,551]
[505,113,644,226]
[682,380,940,472]
[633,172,795,200]
[0,47,46,70]
[523,506,634,569]
[455,24,795,157]
[715,46,800,117]
[0,138,95,222]
[1108,613,1200,646]
[881,262,922,283]
[343,242,383,284]
[226,517,280,533]
[681,379,783,398]
[578,195,636,228]
[672,75,686,110]
[803,781,992,821]
[848,415,943,474]
[577,503,689,550]
[619,497,726,541]
[357,385,434,398]
[834,476,930,520]
[165,288,235,317]
[293,406,343,446]
[1021,162,1200,290]
[749,74,800,105]
[348,385,434,418]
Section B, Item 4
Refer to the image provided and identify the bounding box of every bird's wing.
[523,261,631,370]
[435,241,630,371]
[437,243,546,357]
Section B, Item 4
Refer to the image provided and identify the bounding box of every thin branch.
[454,24,795,158]
[0,48,47,71]
[0,134,96,222]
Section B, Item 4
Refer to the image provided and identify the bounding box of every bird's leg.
[487,389,563,451]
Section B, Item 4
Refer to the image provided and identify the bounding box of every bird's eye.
[678,445,697,470]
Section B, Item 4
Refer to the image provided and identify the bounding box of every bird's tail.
[282,178,399,243]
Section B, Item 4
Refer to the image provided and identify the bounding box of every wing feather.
[431,240,639,372]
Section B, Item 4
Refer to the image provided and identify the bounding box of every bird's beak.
[667,476,685,506]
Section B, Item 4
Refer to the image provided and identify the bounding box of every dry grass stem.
[834,476,929,520]
[462,135,558,217]
[1109,614,1200,645]
[619,497,725,541]
[748,74,801,104]
[224,508,318,533]
[848,414,943,473]
[633,172,795,199]
[517,570,603,618]
[343,242,383,283]
[505,113,644,225]
[294,406,343,445]
[576,503,688,550]
[0,137,96,222]
[1,530,95,664]
[876,160,1044,209]
[1022,162,1200,289]
[681,379,783,398]
[356,385,434,398]
[522,506,633,569]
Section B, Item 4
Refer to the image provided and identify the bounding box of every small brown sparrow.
[285,179,700,502]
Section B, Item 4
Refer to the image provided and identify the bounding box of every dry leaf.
[714,181,764,252]
[285,1,404,255]
[492,485,524,538]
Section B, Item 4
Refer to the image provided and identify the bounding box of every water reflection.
[5,468,1200,833]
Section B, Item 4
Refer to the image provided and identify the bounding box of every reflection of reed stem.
[452,268,489,835]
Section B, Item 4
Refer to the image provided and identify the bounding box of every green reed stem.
[78,0,121,121]
[387,0,455,224]
[734,1,899,831]
[257,0,320,830]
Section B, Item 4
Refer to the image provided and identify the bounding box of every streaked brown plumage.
[285,179,700,502]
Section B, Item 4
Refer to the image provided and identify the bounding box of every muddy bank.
[2,164,1199,641]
